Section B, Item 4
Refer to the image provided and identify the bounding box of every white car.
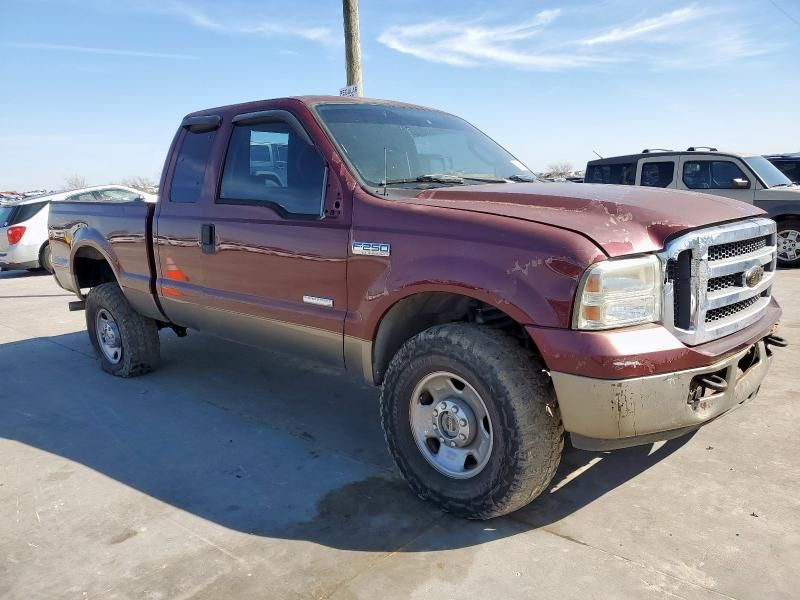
[0,185,155,273]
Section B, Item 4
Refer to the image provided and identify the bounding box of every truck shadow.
[0,330,694,553]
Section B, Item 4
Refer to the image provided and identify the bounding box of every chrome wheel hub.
[409,372,493,479]
[778,229,799,262]
[95,308,122,364]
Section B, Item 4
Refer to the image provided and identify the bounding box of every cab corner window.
[587,163,635,185]
[219,121,325,218]
[683,160,749,190]
[170,129,217,203]
[640,161,675,188]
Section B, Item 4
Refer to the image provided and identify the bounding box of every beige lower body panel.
[551,341,770,442]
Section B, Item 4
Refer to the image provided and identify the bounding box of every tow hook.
[764,334,788,357]
[688,372,728,408]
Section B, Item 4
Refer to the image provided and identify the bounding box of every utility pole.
[342,0,363,96]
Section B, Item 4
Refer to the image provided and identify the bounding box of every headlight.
[573,255,662,330]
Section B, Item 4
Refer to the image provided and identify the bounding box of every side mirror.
[732,178,750,189]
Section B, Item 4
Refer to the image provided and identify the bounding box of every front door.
[677,156,757,204]
[199,109,350,367]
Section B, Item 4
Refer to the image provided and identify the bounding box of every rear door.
[199,108,350,367]
[154,115,221,329]
[677,155,757,204]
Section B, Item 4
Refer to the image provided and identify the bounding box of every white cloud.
[580,6,702,45]
[5,42,197,60]
[378,4,769,72]
[160,0,338,46]
[378,10,607,71]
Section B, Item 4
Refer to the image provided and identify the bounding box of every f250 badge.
[352,241,391,257]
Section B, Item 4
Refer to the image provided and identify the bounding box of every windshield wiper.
[769,183,791,188]
[381,174,465,185]
[506,174,537,182]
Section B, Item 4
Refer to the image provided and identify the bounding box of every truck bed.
[49,199,162,320]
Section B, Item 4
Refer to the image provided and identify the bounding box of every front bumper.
[551,339,774,450]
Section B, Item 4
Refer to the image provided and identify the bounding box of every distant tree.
[121,176,157,192]
[545,162,575,178]
[63,174,88,190]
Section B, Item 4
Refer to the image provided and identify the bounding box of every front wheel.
[86,282,160,377]
[380,323,563,519]
[777,218,800,268]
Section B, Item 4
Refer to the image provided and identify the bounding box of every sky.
[1,0,798,190]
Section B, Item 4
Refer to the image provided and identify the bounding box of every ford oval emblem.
[744,265,765,288]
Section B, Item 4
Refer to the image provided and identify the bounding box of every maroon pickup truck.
[49,96,785,519]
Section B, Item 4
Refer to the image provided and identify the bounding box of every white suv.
[0,195,53,272]
[586,148,800,266]
[1,185,154,273]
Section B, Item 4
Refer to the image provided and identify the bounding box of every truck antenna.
[592,150,604,159]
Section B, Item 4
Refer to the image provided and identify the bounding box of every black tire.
[380,323,563,519]
[85,282,160,377]
[776,218,800,268]
[39,243,54,274]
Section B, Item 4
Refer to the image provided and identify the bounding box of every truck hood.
[756,185,800,201]
[410,182,764,257]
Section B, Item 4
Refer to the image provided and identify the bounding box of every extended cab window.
[683,160,748,189]
[219,121,325,218]
[586,163,635,185]
[641,162,674,187]
[170,130,217,203]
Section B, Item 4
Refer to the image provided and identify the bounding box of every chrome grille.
[707,274,737,293]
[660,218,777,345]
[708,236,768,261]
[705,295,761,323]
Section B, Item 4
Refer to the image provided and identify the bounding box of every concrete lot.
[0,269,798,600]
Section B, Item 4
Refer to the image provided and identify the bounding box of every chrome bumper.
[551,339,773,450]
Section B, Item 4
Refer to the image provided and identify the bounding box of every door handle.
[201,223,216,254]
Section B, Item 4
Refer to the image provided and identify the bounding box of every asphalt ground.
[1,268,798,599]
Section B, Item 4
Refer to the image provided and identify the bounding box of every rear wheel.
[380,323,563,519]
[86,282,160,377]
[777,218,800,267]
[39,243,53,274]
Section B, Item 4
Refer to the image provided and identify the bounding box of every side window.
[640,161,674,188]
[775,160,799,183]
[586,163,635,185]
[96,188,141,203]
[12,201,48,223]
[219,121,326,218]
[170,130,216,203]
[683,160,749,190]
[67,192,98,203]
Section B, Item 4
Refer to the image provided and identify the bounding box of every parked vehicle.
[1,194,53,272]
[49,97,785,519]
[586,148,800,266]
[1,185,154,273]
[765,153,800,184]
[250,140,288,186]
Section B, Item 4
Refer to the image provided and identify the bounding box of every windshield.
[744,156,793,188]
[315,103,536,188]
